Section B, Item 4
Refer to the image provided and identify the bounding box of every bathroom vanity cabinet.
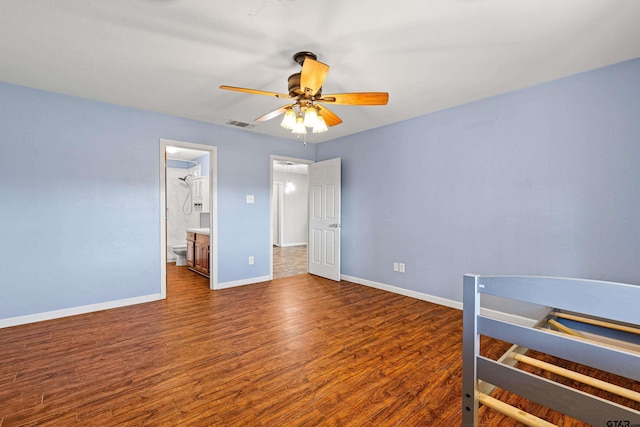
[186,231,210,278]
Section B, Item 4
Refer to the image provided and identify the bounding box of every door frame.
[269,155,314,280]
[272,181,284,247]
[160,138,218,296]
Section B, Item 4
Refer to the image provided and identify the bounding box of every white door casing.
[308,158,341,281]
[272,182,283,247]
[269,155,313,280]
[160,139,217,293]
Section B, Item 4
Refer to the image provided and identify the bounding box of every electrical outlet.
[393,262,399,272]
[399,263,405,273]
[248,256,254,265]
[246,195,254,204]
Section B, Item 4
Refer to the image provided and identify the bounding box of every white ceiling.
[1,1,639,143]
[165,146,207,162]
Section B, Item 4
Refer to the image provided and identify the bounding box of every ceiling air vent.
[225,120,255,129]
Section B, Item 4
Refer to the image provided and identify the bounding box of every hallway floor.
[273,245,307,279]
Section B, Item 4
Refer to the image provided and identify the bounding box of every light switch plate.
[246,195,254,204]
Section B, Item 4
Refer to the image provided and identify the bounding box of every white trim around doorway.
[269,154,314,280]
[160,139,218,296]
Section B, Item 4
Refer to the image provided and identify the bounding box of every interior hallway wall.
[273,170,308,246]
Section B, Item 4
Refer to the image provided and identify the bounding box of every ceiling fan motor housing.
[292,51,317,66]
[288,72,321,97]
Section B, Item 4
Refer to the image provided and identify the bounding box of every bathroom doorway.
[270,155,312,279]
[160,139,217,296]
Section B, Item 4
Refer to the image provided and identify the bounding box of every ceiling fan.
[220,51,389,135]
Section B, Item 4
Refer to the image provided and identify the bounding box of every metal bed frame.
[462,275,640,426]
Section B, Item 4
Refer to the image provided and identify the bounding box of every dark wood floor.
[1,266,637,425]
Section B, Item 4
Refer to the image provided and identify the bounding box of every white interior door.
[308,158,341,281]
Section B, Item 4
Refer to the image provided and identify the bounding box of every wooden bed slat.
[547,319,582,337]
[479,316,640,382]
[551,311,640,336]
[478,393,556,427]
[508,352,640,403]
[547,318,583,337]
[478,356,640,426]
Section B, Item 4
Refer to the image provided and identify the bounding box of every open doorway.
[160,139,217,297]
[270,155,313,279]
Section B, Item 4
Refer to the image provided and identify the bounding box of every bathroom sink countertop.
[187,228,210,235]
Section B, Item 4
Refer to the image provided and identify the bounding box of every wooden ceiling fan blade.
[300,59,329,97]
[316,105,343,127]
[318,92,389,105]
[220,85,291,99]
[255,104,294,122]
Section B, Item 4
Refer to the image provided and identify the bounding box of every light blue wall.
[0,82,314,320]
[3,58,638,322]
[195,153,209,177]
[317,58,640,306]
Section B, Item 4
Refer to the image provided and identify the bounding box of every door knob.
[329,223,341,228]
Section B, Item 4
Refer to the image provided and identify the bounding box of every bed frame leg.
[462,274,480,426]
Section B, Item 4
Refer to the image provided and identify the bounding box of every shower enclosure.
[166,162,201,263]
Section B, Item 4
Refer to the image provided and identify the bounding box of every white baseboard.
[0,293,164,329]
[341,274,538,326]
[342,274,462,309]
[217,275,270,290]
[280,243,307,247]
[1,275,538,330]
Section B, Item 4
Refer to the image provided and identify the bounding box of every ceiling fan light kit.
[312,115,328,133]
[292,114,307,135]
[283,104,326,134]
[280,108,296,130]
[220,51,389,140]
[303,105,318,127]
